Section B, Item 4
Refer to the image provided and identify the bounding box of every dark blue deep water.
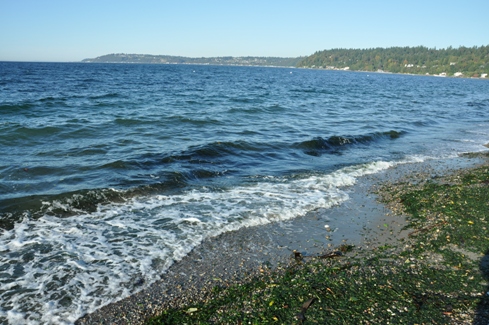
[1,62,488,323]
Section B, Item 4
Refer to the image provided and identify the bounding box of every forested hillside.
[83,46,489,78]
[297,46,489,77]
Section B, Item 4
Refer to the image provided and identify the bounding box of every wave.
[140,140,273,169]
[89,92,121,100]
[295,130,404,156]
[0,102,35,113]
[38,96,64,103]
[162,131,405,166]
[290,87,335,95]
[167,115,223,126]
[0,131,396,230]
[0,130,405,229]
[0,166,229,230]
[0,125,63,143]
[227,106,266,114]
[467,99,489,108]
[113,117,157,126]
[0,129,406,229]
[0,188,126,230]
[0,160,394,323]
[1,97,69,113]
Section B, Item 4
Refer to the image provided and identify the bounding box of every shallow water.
[1,62,488,324]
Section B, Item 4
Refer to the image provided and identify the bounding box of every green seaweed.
[147,163,489,324]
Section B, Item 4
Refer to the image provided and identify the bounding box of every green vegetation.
[83,46,489,78]
[82,53,302,67]
[297,45,489,77]
[146,158,489,324]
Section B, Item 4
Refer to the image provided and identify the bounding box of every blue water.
[1,62,488,324]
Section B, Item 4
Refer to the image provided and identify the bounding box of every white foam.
[0,160,393,324]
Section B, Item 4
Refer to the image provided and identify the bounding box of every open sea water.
[0,62,488,324]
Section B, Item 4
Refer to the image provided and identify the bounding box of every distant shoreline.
[81,45,489,79]
[2,58,487,80]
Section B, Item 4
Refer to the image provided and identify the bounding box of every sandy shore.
[76,154,488,325]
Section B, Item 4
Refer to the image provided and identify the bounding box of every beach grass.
[146,158,489,324]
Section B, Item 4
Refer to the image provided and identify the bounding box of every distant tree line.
[297,46,489,77]
[83,46,489,77]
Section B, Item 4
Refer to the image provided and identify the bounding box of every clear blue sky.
[1,0,488,62]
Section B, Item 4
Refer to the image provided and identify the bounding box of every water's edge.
[76,153,489,324]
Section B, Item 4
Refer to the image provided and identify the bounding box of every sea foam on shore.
[77,153,489,324]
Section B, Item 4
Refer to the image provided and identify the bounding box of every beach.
[2,62,489,324]
[76,152,489,324]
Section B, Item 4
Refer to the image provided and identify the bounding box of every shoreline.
[300,66,489,80]
[76,153,489,324]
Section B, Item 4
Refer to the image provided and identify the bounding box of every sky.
[1,0,488,62]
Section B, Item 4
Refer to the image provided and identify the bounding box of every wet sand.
[76,154,488,325]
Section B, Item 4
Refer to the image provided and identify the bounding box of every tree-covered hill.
[297,46,489,78]
[82,53,302,67]
[83,46,489,78]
